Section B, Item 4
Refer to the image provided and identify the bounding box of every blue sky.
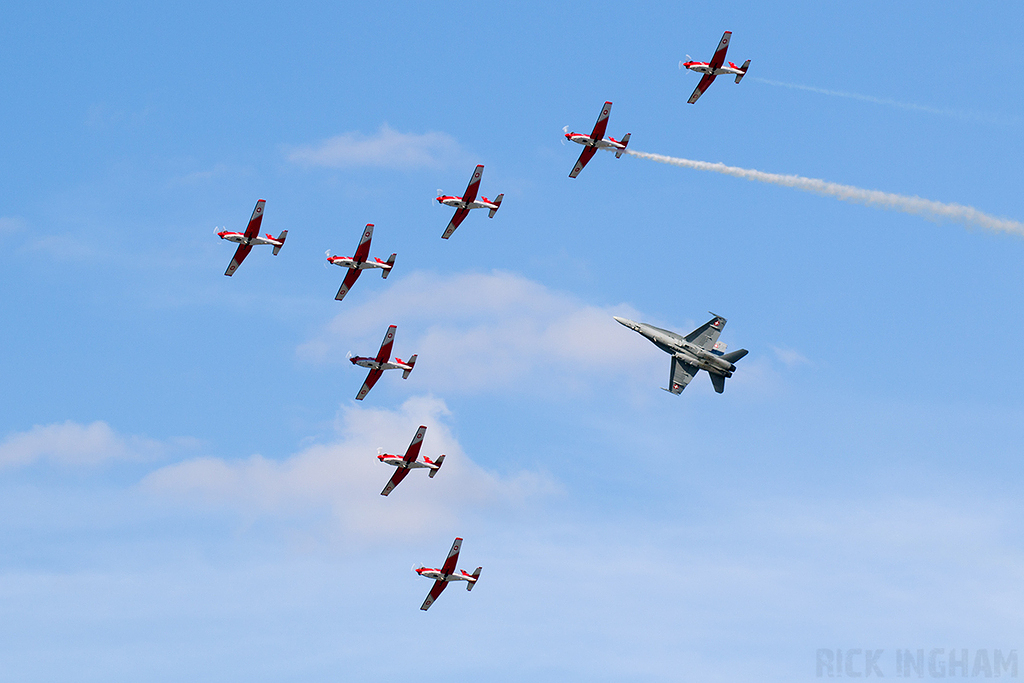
[2,1,1024,681]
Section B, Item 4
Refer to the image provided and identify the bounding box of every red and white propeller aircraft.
[217,199,288,276]
[436,164,503,239]
[327,223,396,302]
[565,101,631,178]
[378,425,445,496]
[415,537,481,611]
[681,31,750,104]
[349,325,416,401]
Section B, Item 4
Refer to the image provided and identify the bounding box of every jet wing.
[462,165,484,204]
[668,356,699,394]
[687,73,716,104]
[352,223,374,263]
[243,199,266,240]
[335,268,362,301]
[224,243,252,276]
[589,101,612,142]
[684,314,727,349]
[441,208,470,239]
[569,146,598,179]
[708,31,731,71]
[375,325,397,363]
[381,467,411,496]
[440,537,462,575]
[404,426,427,463]
[355,368,383,401]
[420,579,448,611]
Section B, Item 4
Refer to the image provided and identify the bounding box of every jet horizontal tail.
[467,567,482,590]
[721,348,748,363]
[382,253,396,278]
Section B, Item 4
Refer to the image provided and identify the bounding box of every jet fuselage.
[614,317,735,377]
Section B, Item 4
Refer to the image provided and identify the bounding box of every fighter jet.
[614,314,748,394]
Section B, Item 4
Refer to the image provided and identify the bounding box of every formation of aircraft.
[217,199,288,276]
[681,30,750,104]
[349,324,417,401]
[614,314,748,394]
[565,101,631,178]
[378,425,445,496]
[416,537,482,611]
[211,30,755,610]
[436,165,504,239]
[327,223,396,302]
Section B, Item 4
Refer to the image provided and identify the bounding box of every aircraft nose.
[613,316,633,327]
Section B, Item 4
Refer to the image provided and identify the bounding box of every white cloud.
[141,396,556,540]
[0,420,165,468]
[298,270,653,395]
[771,345,811,367]
[285,124,469,170]
[0,216,27,234]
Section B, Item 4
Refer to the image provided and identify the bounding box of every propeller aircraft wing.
[589,101,611,141]
[243,199,266,240]
[336,268,362,301]
[442,208,470,239]
[381,467,411,496]
[688,73,717,104]
[708,31,731,71]
[375,325,396,363]
[440,537,462,575]
[462,165,483,204]
[352,223,374,262]
[225,244,253,276]
[421,579,449,611]
[403,425,426,463]
[355,368,383,401]
[569,146,598,179]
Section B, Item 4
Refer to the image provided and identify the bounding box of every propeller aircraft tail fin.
[734,59,750,84]
[402,354,417,379]
[382,253,396,278]
[272,230,288,255]
[467,567,482,590]
[488,194,503,218]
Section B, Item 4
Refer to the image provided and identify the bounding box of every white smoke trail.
[625,149,1024,237]
[751,77,1017,125]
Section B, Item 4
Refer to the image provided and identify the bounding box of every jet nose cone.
[613,316,631,326]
